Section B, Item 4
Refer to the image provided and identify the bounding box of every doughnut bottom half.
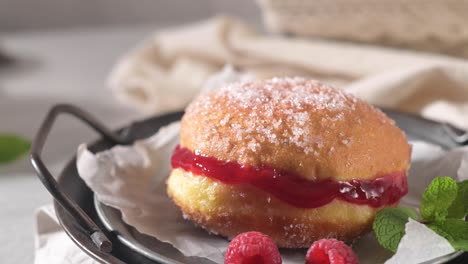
[167,168,383,248]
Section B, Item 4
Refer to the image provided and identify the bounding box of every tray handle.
[30,104,126,253]
[443,123,468,145]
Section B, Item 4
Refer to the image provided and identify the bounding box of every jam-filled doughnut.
[167,78,411,248]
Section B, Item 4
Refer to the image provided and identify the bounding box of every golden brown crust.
[180,78,411,181]
[167,169,380,248]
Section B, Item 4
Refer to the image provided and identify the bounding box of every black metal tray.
[30,104,468,264]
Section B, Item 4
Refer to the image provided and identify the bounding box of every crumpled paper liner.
[77,120,467,263]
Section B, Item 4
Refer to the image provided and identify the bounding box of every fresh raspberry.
[305,239,359,264]
[224,231,282,264]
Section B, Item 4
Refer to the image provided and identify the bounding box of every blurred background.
[1,1,468,263]
[0,0,260,31]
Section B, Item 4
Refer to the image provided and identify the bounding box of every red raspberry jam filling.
[171,145,408,208]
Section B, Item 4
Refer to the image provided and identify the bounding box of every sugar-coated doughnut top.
[180,77,411,181]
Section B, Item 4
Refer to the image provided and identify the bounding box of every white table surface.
[0,25,165,263]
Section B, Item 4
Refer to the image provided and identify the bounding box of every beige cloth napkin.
[109,16,468,130]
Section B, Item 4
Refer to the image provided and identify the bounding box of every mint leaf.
[373,207,418,252]
[0,134,31,164]
[420,177,458,222]
[428,224,452,241]
[447,181,468,219]
[429,219,468,251]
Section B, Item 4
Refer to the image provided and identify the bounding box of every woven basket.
[257,0,468,58]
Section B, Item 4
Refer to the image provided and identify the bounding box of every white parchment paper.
[76,121,468,264]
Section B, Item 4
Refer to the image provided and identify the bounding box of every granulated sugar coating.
[180,77,409,181]
[219,78,362,153]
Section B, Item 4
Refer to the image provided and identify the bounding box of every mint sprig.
[373,177,468,253]
[373,207,418,252]
[0,133,31,164]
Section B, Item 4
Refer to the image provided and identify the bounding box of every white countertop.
[0,25,161,263]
